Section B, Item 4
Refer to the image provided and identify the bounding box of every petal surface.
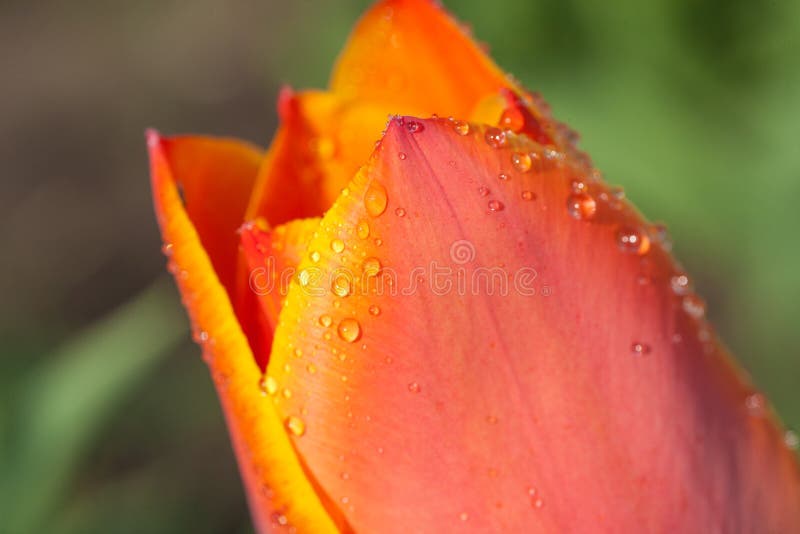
[245,89,390,226]
[330,0,509,117]
[159,135,263,294]
[241,217,323,331]
[147,131,340,534]
[262,118,800,533]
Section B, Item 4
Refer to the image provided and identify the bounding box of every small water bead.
[682,294,706,319]
[670,274,691,295]
[616,227,651,255]
[285,415,306,436]
[282,388,293,399]
[259,375,278,396]
[566,192,596,220]
[331,239,345,253]
[309,250,321,263]
[453,121,470,136]
[364,182,388,217]
[407,382,421,393]
[338,318,362,343]
[478,186,490,197]
[745,392,765,415]
[488,200,504,212]
[298,268,312,287]
[161,242,174,256]
[511,152,532,172]
[369,305,381,316]
[650,223,672,251]
[521,190,536,201]
[785,430,799,450]
[332,274,352,297]
[306,363,317,374]
[363,257,382,277]
[356,220,370,239]
[499,107,524,132]
[498,172,510,181]
[398,152,407,160]
[319,314,333,327]
[485,127,507,148]
[406,120,424,133]
[459,512,469,522]
[395,207,406,217]
[631,342,651,356]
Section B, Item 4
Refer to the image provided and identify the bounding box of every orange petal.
[330,0,511,117]
[262,118,800,532]
[158,134,262,295]
[147,131,340,534]
[240,217,322,332]
[245,89,390,225]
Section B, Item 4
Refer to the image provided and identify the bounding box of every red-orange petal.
[240,217,323,331]
[262,118,800,532]
[244,89,390,226]
[329,0,510,117]
[147,131,340,534]
[158,134,263,295]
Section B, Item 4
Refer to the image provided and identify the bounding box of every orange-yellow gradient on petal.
[147,0,800,532]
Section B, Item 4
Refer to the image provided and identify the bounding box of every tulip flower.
[147,0,800,532]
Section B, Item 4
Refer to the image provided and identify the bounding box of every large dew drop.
[338,318,362,343]
[364,182,388,217]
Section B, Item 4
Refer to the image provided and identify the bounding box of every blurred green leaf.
[0,279,186,533]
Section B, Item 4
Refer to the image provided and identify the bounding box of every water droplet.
[364,182,388,217]
[161,242,174,256]
[512,152,532,172]
[340,471,351,480]
[616,227,650,255]
[407,382,421,393]
[745,392,765,415]
[521,190,536,201]
[453,121,470,136]
[331,274,352,297]
[337,318,362,343]
[406,120,424,133]
[331,239,345,253]
[356,220,370,239]
[306,363,317,374]
[650,223,672,251]
[459,512,469,522]
[281,388,292,399]
[478,186,490,197]
[488,200,504,212]
[395,207,406,217]
[309,250,321,263]
[785,430,799,450]
[682,294,706,319]
[259,375,278,396]
[297,268,312,287]
[485,127,507,148]
[285,415,306,436]
[631,342,651,356]
[500,107,524,132]
[498,172,510,181]
[533,498,544,509]
[374,238,383,246]
[670,273,691,295]
[369,304,381,316]
[398,152,407,160]
[363,257,382,277]
[319,314,333,328]
[566,192,597,220]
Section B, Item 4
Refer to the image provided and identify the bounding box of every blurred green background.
[1,0,798,532]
